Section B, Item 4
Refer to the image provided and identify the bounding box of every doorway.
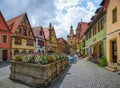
[2,50,8,61]
[111,41,117,63]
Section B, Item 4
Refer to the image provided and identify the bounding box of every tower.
[70,25,74,35]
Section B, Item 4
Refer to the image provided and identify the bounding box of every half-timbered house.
[7,13,35,57]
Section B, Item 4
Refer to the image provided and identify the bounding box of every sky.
[0,0,102,40]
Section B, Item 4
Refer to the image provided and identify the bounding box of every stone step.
[108,64,117,70]
[105,67,117,72]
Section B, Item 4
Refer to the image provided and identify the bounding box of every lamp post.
[42,50,44,59]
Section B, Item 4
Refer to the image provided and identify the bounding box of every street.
[0,60,120,88]
[0,62,10,80]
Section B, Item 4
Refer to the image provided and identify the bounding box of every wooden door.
[2,50,7,61]
[112,41,117,63]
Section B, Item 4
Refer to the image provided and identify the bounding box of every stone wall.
[10,58,69,87]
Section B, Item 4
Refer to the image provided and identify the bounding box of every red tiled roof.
[32,26,45,39]
[76,22,88,33]
[43,27,49,40]
[0,11,10,32]
[7,13,25,34]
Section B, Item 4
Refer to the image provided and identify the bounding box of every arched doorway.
[14,50,19,55]
[99,43,102,58]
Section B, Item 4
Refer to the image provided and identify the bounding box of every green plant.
[51,55,57,62]
[14,55,22,61]
[22,55,30,63]
[99,56,107,67]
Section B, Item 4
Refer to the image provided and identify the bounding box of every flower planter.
[61,59,66,70]
[10,58,68,87]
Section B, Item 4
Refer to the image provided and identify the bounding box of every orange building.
[43,23,58,53]
[57,37,67,54]
[0,11,11,61]
[67,26,76,54]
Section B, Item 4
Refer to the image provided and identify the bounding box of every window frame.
[14,38,22,45]
[112,7,117,23]
[2,35,7,43]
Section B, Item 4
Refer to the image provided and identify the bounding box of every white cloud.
[54,0,97,39]
[0,0,101,40]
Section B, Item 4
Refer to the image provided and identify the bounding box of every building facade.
[33,26,45,53]
[57,37,67,54]
[85,4,106,61]
[67,26,76,54]
[43,23,58,53]
[76,22,88,55]
[7,13,35,57]
[0,11,11,61]
[104,0,120,64]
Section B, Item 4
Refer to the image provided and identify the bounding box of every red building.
[0,11,11,61]
[76,22,88,55]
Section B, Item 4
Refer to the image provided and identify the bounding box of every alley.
[0,60,120,88]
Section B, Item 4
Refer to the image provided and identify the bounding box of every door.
[112,41,117,63]
[2,50,7,61]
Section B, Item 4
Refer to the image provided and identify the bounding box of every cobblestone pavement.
[49,60,120,88]
[0,62,10,80]
[0,60,120,88]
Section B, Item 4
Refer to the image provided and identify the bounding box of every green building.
[85,6,106,61]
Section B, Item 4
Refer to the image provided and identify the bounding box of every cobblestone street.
[0,59,120,88]
[49,59,120,88]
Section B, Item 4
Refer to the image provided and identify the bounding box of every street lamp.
[42,50,44,59]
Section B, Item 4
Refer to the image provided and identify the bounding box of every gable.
[0,12,9,32]
[51,28,56,37]
[32,26,45,40]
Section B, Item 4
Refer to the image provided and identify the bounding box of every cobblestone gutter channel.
[9,58,69,87]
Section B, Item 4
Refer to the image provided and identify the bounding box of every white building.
[32,26,45,53]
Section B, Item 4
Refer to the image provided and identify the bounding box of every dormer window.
[23,28,27,36]
[22,17,26,23]
[17,28,21,33]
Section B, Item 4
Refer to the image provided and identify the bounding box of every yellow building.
[104,0,120,64]
[67,26,76,54]
[7,13,35,57]
[43,23,58,53]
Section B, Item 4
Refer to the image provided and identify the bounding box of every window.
[14,38,21,45]
[89,31,91,38]
[38,40,44,46]
[101,18,104,30]
[17,28,21,33]
[26,40,34,46]
[23,28,27,36]
[14,50,19,55]
[93,26,97,36]
[112,8,117,23]
[22,17,26,23]
[2,35,7,43]
[98,21,101,32]
[86,33,88,40]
